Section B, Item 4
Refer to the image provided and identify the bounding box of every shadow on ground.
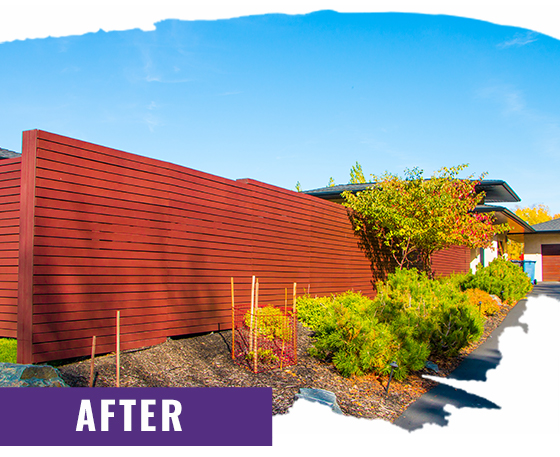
[394,383,500,431]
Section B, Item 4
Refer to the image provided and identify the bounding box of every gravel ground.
[57,303,515,423]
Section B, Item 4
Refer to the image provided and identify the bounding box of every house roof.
[475,205,534,234]
[303,179,521,203]
[531,217,560,232]
[0,148,21,159]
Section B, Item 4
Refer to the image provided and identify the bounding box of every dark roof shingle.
[0,148,21,159]
[532,218,560,232]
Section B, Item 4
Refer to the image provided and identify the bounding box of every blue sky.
[1,7,559,216]
[0,2,558,453]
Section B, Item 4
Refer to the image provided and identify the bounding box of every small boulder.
[0,362,68,387]
[489,295,503,306]
[424,361,439,372]
[296,388,343,414]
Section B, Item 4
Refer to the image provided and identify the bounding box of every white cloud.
[476,84,526,116]
[497,31,539,49]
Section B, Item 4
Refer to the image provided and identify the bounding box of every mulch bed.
[57,302,515,423]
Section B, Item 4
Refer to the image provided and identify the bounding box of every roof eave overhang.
[474,205,535,233]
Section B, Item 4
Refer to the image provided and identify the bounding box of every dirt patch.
[57,303,514,423]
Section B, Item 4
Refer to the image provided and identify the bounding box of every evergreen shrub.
[460,257,533,305]
[305,291,412,379]
[0,338,17,363]
[298,270,485,379]
[375,269,484,357]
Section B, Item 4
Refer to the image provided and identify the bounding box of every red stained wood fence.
[432,245,471,277]
[14,130,385,363]
[1,129,472,364]
[0,156,20,338]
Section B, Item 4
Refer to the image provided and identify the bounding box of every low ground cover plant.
[0,338,17,363]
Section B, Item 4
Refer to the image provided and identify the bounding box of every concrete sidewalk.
[393,283,559,431]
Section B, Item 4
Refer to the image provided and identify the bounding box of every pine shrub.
[375,269,483,357]
[308,292,406,378]
[298,270,486,380]
[460,257,533,305]
[0,338,17,363]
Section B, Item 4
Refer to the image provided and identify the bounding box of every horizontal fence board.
[0,157,20,338]
[36,138,347,225]
[17,130,461,363]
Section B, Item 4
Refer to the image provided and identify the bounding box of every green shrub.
[460,257,533,305]
[308,292,405,378]
[296,294,333,331]
[299,270,486,380]
[306,290,430,380]
[375,268,484,357]
[428,299,484,356]
[0,338,17,363]
[244,305,292,341]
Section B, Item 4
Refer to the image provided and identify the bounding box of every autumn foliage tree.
[343,164,509,277]
[507,204,560,259]
[515,204,560,225]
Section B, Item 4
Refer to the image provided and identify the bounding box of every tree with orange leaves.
[343,164,509,277]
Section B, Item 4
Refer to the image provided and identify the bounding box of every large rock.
[296,388,343,414]
[0,362,68,387]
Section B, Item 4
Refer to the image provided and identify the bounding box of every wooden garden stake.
[231,277,235,359]
[280,287,288,370]
[293,282,297,364]
[249,275,255,352]
[253,279,259,373]
[89,335,96,388]
[293,282,297,312]
[116,311,120,388]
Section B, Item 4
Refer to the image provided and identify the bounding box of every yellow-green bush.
[460,257,533,305]
[465,288,500,316]
[0,338,17,363]
[244,305,292,341]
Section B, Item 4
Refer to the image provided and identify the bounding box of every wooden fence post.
[231,277,235,359]
[89,335,96,387]
[116,311,120,388]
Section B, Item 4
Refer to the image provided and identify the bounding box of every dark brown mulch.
[57,302,515,423]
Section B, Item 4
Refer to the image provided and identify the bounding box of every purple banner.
[0,387,272,446]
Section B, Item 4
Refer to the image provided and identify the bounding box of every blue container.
[523,260,536,283]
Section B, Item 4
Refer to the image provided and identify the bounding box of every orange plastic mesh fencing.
[232,305,297,373]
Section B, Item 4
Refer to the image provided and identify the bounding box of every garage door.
[542,244,560,282]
